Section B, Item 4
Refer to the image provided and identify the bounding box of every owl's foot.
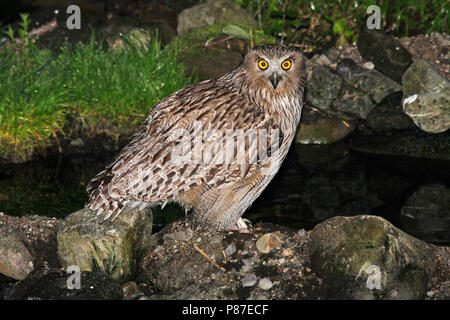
[229,218,252,233]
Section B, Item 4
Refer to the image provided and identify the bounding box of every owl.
[86,45,306,231]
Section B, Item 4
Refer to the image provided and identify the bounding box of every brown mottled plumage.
[86,45,306,230]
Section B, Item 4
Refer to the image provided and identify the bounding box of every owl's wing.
[86,79,282,219]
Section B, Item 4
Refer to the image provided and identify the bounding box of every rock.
[258,278,273,290]
[255,233,282,254]
[177,0,258,35]
[310,215,437,299]
[336,59,401,104]
[242,272,258,287]
[357,29,413,83]
[57,207,153,281]
[332,82,374,119]
[348,130,450,160]
[0,227,34,280]
[170,21,274,80]
[402,60,450,133]
[295,107,356,144]
[366,93,416,132]
[163,229,194,242]
[305,66,343,111]
[400,184,450,244]
[104,27,153,51]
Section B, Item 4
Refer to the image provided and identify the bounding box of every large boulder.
[336,59,401,104]
[57,207,153,282]
[402,60,450,133]
[310,215,437,299]
[357,29,413,83]
[0,226,34,280]
[295,107,356,144]
[177,0,258,35]
[305,65,343,112]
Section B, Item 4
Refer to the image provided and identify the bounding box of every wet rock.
[332,82,374,119]
[57,207,153,281]
[305,66,343,111]
[366,92,416,132]
[400,184,450,244]
[295,108,356,144]
[0,227,34,280]
[256,233,282,254]
[348,126,450,160]
[177,0,258,35]
[300,168,384,221]
[402,60,450,133]
[294,142,350,167]
[336,59,401,104]
[357,29,413,83]
[310,215,437,299]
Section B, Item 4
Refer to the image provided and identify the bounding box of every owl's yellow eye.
[258,59,269,70]
[281,59,292,70]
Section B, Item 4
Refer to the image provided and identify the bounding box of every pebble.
[256,233,282,254]
[70,138,85,147]
[282,248,293,257]
[225,243,236,256]
[362,61,375,70]
[242,273,258,287]
[163,229,193,242]
[258,278,273,291]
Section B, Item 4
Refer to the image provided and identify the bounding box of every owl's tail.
[85,168,128,220]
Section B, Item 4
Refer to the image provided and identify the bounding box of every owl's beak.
[268,72,284,89]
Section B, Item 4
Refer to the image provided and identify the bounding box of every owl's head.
[242,45,305,92]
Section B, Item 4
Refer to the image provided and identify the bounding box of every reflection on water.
[0,143,449,244]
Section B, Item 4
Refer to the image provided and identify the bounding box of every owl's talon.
[230,218,252,233]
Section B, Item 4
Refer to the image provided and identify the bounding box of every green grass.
[0,16,193,161]
[236,0,449,48]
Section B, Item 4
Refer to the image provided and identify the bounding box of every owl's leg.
[194,172,266,230]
